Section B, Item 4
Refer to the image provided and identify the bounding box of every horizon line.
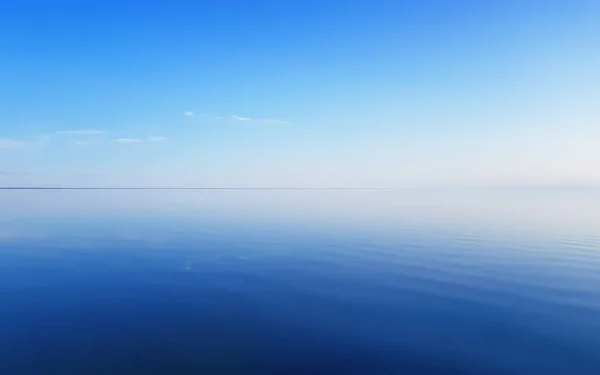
[1,186,599,190]
[0,187,417,190]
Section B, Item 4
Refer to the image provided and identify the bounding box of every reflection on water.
[1,189,599,374]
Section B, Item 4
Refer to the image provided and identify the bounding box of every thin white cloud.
[148,136,167,142]
[231,115,290,124]
[0,138,25,150]
[116,138,142,144]
[56,129,104,136]
[184,111,224,121]
[0,135,50,150]
[260,118,291,125]
[231,115,252,121]
[71,140,89,146]
[185,111,288,124]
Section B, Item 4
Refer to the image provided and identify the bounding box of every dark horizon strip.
[0,187,401,190]
[1,186,598,190]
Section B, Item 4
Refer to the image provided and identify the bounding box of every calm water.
[1,189,599,374]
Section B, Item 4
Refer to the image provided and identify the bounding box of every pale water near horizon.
[1,189,599,374]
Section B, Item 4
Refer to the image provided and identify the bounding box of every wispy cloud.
[184,110,289,124]
[259,118,291,125]
[148,136,167,142]
[116,138,142,144]
[56,129,104,136]
[231,115,252,122]
[0,138,25,150]
[71,140,89,146]
[184,111,222,121]
[231,115,290,124]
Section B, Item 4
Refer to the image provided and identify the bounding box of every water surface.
[1,189,599,374]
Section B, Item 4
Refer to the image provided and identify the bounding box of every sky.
[1,0,599,188]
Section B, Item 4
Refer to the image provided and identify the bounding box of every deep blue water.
[1,189,600,374]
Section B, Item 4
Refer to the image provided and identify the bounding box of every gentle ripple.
[0,189,600,374]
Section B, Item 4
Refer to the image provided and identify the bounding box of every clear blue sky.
[1,0,599,187]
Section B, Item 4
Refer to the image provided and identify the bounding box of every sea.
[1,188,599,374]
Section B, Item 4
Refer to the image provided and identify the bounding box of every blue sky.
[1,0,599,187]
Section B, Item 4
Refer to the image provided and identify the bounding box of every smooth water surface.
[1,189,600,374]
